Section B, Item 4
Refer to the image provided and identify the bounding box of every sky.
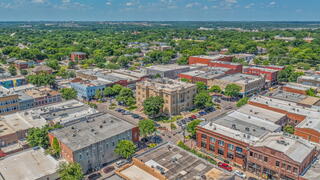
[0,0,319,21]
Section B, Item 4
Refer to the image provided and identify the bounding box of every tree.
[27,124,62,149]
[209,85,222,93]
[58,162,84,180]
[20,69,28,75]
[187,119,202,137]
[112,84,124,96]
[180,78,190,83]
[138,119,156,137]
[196,81,207,92]
[95,89,103,100]
[60,88,77,100]
[114,140,136,159]
[224,84,242,98]
[177,56,188,65]
[27,74,55,86]
[104,87,115,97]
[46,59,60,71]
[143,96,164,118]
[283,125,294,134]
[236,97,249,107]
[8,65,17,76]
[194,92,213,109]
[47,137,61,157]
[306,88,317,97]
[116,88,135,106]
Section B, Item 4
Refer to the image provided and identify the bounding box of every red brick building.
[70,52,87,61]
[178,68,228,85]
[209,61,243,74]
[295,118,320,144]
[243,66,278,85]
[188,55,233,65]
[247,133,317,180]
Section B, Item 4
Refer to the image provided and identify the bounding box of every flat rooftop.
[21,100,97,125]
[0,110,47,137]
[244,66,277,72]
[119,165,159,180]
[145,64,190,72]
[302,158,320,180]
[202,111,281,144]
[0,148,60,180]
[296,117,320,132]
[236,104,286,124]
[191,54,232,60]
[51,112,135,151]
[266,89,307,103]
[138,78,196,92]
[24,87,60,98]
[0,76,25,82]
[133,143,229,180]
[218,73,263,84]
[299,75,320,82]
[253,133,315,163]
[250,96,320,119]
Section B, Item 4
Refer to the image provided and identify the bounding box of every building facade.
[70,52,87,61]
[136,78,197,116]
[188,55,233,65]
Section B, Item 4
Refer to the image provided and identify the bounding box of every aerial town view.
[1,0,320,180]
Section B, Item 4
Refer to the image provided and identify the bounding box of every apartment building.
[243,66,279,86]
[136,78,197,116]
[209,73,265,97]
[48,112,139,173]
[247,133,317,180]
[0,87,19,115]
[196,110,282,168]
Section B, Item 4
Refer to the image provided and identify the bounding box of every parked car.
[248,177,258,180]
[199,111,207,116]
[115,159,129,167]
[131,114,140,119]
[198,118,206,121]
[218,162,232,172]
[103,166,115,174]
[181,119,186,124]
[191,115,197,119]
[234,170,246,179]
[87,173,101,180]
[204,107,215,112]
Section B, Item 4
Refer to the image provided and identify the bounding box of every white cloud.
[185,2,200,8]
[32,0,46,4]
[62,0,70,3]
[203,5,208,10]
[106,1,112,6]
[269,1,276,6]
[244,3,254,9]
[126,2,134,6]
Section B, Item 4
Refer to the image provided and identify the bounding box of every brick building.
[188,55,233,65]
[178,67,229,85]
[0,87,19,115]
[295,117,320,144]
[209,61,243,74]
[247,133,317,180]
[48,112,139,173]
[298,74,320,88]
[136,78,197,116]
[243,66,278,86]
[142,64,194,79]
[196,110,282,168]
[209,73,265,97]
[70,52,87,61]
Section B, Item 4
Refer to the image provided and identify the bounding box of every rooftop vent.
[100,125,103,128]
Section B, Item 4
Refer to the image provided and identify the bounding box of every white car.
[234,170,246,179]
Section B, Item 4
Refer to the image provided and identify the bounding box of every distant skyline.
[0,0,319,21]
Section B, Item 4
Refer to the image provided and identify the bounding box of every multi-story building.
[23,87,62,107]
[243,66,279,86]
[178,67,229,85]
[136,78,197,116]
[209,73,265,97]
[295,117,320,144]
[283,82,319,95]
[0,148,60,180]
[234,53,256,63]
[298,74,320,87]
[247,133,317,180]
[14,60,35,69]
[115,142,235,180]
[70,79,109,101]
[209,61,243,74]
[0,76,27,89]
[196,110,282,168]
[32,65,53,74]
[70,52,87,61]
[188,55,233,65]
[48,112,139,173]
[142,64,193,79]
[0,87,19,115]
[249,95,320,126]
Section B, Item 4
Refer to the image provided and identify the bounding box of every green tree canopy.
[116,88,135,106]
[27,74,56,87]
[60,88,77,100]
[114,140,136,159]
[138,119,156,137]
[8,65,17,76]
[209,85,222,93]
[306,88,317,97]
[58,162,84,180]
[236,97,249,107]
[186,119,202,137]
[104,87,115,97]
[143,96,164,118]
[196,81,207,92]
[27,124,62,149]
[46,59,60,71]
[224,84,242,98]
[194,91,213,109]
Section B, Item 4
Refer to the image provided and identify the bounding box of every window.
[209,144,215,151]
[282,163,286,169]
[293,167,298,174]
[276,161,280,167]
[287,165,291,171]
[201,141,207,148]
[218,140,224,146]
[227,152,234,159]
[264,156,268,162]
[228,144,234,150]
[258,154,262,160]
[218,148,224,155]
[210,137,215,143]
[250,152,253,156]
[236,147,243,153]
[201,134,207,139]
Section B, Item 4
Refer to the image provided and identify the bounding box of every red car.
[191,115,197,119]
[218,162,233,172]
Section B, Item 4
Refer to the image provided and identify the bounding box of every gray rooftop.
[218,73,263,84]
[51,112,135,151]
[145,64,190,72]
[265,89,307,103]
[253,133,315,163]
[0,148,60,180]
[301,158,320,180]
